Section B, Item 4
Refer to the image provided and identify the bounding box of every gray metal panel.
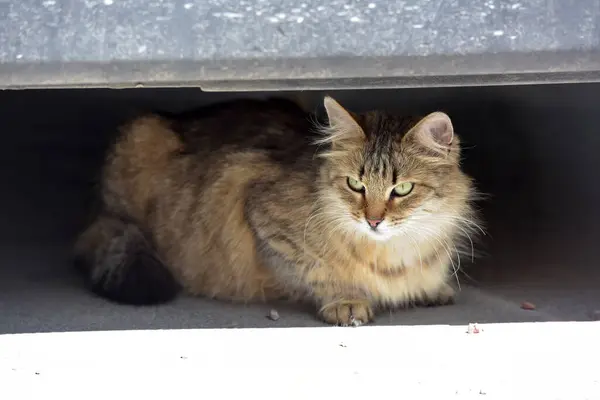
[1,0,600,89]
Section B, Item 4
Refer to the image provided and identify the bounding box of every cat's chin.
[368,231,394,242]
[355,222,396,242]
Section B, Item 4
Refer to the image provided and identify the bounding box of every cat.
[73,95,480,326]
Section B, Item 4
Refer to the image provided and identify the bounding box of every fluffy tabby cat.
[74,96,480,326]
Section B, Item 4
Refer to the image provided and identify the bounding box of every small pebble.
[521,301,536,310]
[466,322,481,334]
[268,309,280,321]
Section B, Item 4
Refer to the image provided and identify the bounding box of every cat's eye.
[392,182,414,197]
[347,177,365,192]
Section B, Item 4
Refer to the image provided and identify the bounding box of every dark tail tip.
[77,219,180,306]
[90,250,180,306]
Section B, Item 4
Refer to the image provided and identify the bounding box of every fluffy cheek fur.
[317,184,361,237]
[394,197,455,241]
[396,181,476,264]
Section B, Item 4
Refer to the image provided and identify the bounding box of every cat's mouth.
[358,220,395,241]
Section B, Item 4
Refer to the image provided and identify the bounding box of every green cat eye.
[347,177,365,192]
[392,182,414,197]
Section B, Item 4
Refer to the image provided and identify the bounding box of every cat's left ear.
[318,96,366,148]
[404,111,454,156]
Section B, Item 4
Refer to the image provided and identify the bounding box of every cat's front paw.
[318,300,374,326]
[421,283,456,307]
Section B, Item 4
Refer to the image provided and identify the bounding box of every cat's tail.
[73,214,180,305]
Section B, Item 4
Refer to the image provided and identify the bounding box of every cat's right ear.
[317,96,365,148]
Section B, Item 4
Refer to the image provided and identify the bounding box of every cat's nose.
[366,218,383,228]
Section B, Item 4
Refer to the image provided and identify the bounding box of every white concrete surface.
[1,322,599,399]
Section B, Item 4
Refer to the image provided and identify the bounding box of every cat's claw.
[319,300,374,326]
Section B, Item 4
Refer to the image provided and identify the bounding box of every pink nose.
[367,218,383,228]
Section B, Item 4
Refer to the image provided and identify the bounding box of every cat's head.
[315,96,475,242]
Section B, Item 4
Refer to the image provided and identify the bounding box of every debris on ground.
[267,309,280,321]
[520,301,536,310]
[466,322,481,334]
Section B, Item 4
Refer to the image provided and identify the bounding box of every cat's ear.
[404,111,454,156]
[318,96,365,147]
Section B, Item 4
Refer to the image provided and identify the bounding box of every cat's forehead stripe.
[363,114,396,180]
[360,112,420,182]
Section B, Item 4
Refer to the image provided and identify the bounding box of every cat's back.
[116,98,313,170]
[102,98,315,218]
[163,97,312,157]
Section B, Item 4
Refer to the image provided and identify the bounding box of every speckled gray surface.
[0,85,599,334]
[0,0,600,88]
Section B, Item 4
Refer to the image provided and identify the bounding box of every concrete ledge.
[1,0,599,89]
